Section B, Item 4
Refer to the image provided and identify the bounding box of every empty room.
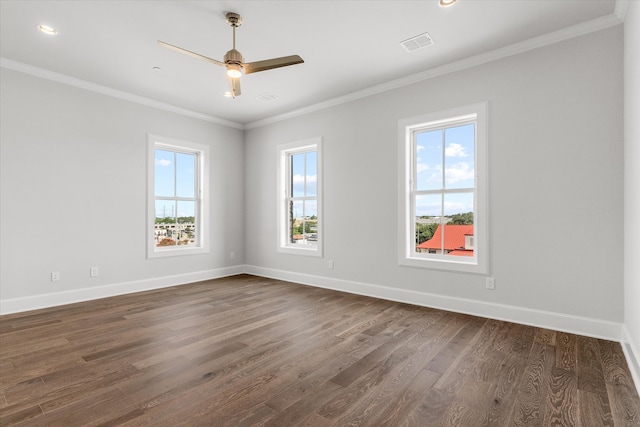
[1,0,639,425]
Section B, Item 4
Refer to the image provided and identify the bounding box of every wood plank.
[599,340,640,426]
[579,389,615,427]
[506,330,556,426]
[542,367,579,426]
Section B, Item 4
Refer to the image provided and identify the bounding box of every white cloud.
[443,200,474,212]
[416,163,429,173]
[155,159,171,167]
[420,161,474,189]
[445,143,468,158]
[292,174,318,195]
[293,174,317,185]
[445,163,474,184]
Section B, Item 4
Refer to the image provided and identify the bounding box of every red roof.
[448,249,474,257]
[417,224,474,252]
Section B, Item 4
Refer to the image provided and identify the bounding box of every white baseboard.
[0,265,245,315]
[0,264,626,345]
[622,325,640,397]
[244,265,624,342]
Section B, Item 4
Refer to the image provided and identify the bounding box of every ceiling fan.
[158,12,304,98]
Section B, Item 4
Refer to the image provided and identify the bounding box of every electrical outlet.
[90,267,99,277]
[230,251,235,260]
[51,271,60,282]
[486,277,495,290]
[328,260,334,269]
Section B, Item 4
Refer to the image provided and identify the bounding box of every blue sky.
[415,123,475,217]
[154,149,196,218]
[291,151,317,220]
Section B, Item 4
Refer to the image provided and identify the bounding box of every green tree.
[155,217,176,224]
[449,212,474,224]
[416,223,439,244]
[295,221,315,234]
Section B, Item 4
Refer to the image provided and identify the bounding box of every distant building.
[416,216,452,225]
[154,223,196,246]
[416,224,474,256]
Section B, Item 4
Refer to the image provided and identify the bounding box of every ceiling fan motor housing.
[224,48,244,65]
[226,12,242,27]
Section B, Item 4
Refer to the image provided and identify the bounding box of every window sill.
[147,246,209,259]
[278,246,323,257]
[399,255,487,275]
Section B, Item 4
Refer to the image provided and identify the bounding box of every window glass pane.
[155,200,177,247]
[444,124,475,190]
[443,192,474,219]
[291,153,305,197]
[176,201,196,246]
[155,200,176,221]
[306,151,317,197]
[155,149,175,197]
[442,192,474,257]
[290,200,304,243]
[416,129,443,191]
[304,200,318,246]
[176,152,196,198]
[415,193,442,218]
[415,194,443,251]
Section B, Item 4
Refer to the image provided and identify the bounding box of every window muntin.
[399,103,488,274]
[147,135,209,258]
[278,138,322,256]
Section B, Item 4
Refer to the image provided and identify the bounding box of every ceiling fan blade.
[157,40,225,67]
[243,55,304,75]
[226,75,241,98]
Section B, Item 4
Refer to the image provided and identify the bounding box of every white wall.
[245,26,624,338]
[624,0,640,384]
[0,69,245,313]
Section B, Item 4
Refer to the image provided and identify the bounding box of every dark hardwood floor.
[1,274,639,426]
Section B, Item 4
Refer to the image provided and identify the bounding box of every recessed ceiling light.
[37,24,58,35]
[439,0,457,7]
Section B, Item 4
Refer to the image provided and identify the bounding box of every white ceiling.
[0,0,622,128]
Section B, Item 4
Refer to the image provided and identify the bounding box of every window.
[147,134,209,258]
[277,138,322,256]
[398,103,488,274]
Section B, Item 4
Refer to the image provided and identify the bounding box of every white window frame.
[277,137,323,257]
[398,103,488,274]
[147,134,209,258]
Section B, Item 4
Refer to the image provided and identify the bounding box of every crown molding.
[246,12,624,130]
[0,57,245,130]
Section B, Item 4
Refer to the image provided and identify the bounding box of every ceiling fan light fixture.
[37,24,58,35]
[439,0,457,7]
[226,64,242,78]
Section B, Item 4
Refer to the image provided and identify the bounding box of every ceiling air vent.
[400,32,434,52]
[256,93,279,102]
